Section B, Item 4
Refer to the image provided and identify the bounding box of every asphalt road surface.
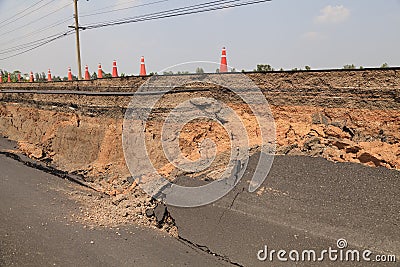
[169,154,400,266]
[0,136,399,266]
[0,152,229,266]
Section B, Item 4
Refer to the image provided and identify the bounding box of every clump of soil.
[62,183,178,237]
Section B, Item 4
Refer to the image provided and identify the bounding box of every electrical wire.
[0,0,271,61]
[80,0,158,16]
[83,0,270,29]
[0,30,74,61]
[0,2,72,36]
[0,0,59,29]
[80,0,169,18]
[84,0,234,26]
[0,0,48,27]
[0,0,164,48]
[0,31,72,55]
[0,17,73,47]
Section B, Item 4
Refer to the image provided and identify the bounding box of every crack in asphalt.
[217,187,245,226]
[0,141,250,265]
[1,149,244,265]
[177,236,244,266]
[0,150,94,191]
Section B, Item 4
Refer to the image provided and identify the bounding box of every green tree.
[0,70,5,82]
[195,67,204,74]
[91,72,97,80]
[381,63,389,68]
[255,64,273,72]
[343,64,356,69]
[305,66,311,71]
[177,71,189,75]
[40,72,46,81]
[1,70,20,82]
[13,71,21,82]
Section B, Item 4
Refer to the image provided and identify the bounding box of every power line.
[0,0,59,29]
[0,0,47,27]
[83,0,270,29]
[0,17,73,47]
[0,31,72,55]
[0,0,271,61]
[0,30,74,61]
[84,0,234,26]
[80,0,169,18]
[0,2,72,36]
[80,0,155,16]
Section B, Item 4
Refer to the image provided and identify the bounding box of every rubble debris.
[111,194,127,206]
[145,208,155,218]
[154,203,167,226]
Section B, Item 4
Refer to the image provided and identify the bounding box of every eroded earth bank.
[0,69,399,235]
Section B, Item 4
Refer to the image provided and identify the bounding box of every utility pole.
[73,0,82,80]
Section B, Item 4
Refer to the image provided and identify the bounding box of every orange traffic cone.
[140,56,146,76]
[84,65,90,80]
[98,64,103,79]
[17,73,21,82]
[0,74,2,83]
[29,72,34,82]
[47,69,52,82]
[8,73,11,82]
[68,67,73,81]
[112,60,118,77]
[219,47,228,73]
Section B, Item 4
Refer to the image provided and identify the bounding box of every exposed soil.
[61,183,178,237]
[0,70,399,232]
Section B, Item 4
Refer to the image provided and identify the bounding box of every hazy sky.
[0,0,399,76]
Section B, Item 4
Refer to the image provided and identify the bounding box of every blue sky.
[0,0,399,76]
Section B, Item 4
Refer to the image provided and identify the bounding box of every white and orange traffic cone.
[219,47,228,73]
[68,67,73,81]
[112,60,118,77]
[17,73,21,82]
[140,56,146,76]
[8,73,11,82]
[47,69,52,82]
[0,73,2,83]
[98,64,103,79]
[29,71,34,82]
[84,65,90,80]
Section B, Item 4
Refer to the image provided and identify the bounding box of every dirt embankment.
[0,69,399,194]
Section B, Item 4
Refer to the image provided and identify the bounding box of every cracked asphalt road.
[1,135,399,266]
[170,153,400,266]
[0,152,229,266]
